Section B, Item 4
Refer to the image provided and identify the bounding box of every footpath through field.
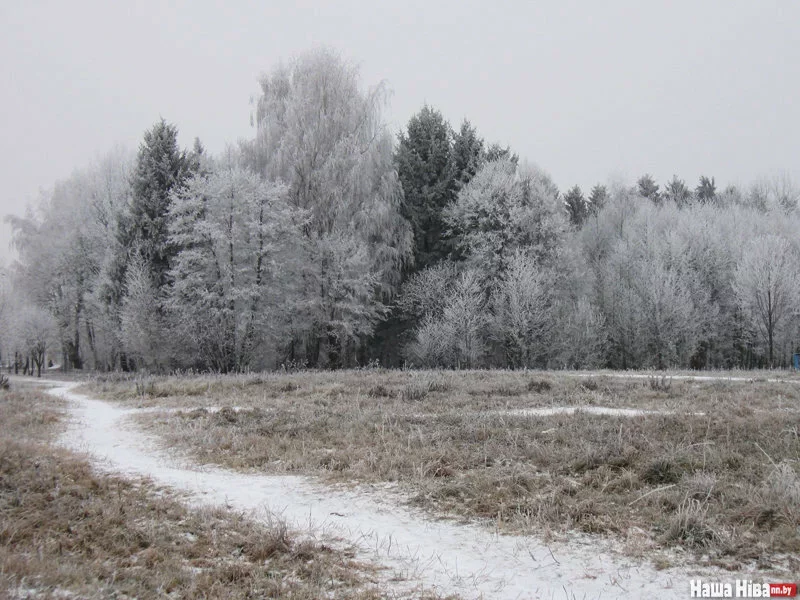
[41,379,744,600]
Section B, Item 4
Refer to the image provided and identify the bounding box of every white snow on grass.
[48,381,741,600]
[495,406,704,418]
[570,371,800,384]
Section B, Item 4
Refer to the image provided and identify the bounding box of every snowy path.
[45,381,718,599]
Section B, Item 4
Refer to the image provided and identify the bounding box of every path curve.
[46,381,722,599]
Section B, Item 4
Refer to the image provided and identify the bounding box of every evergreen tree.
[696,176,717,203]
[588,184,608,214]
[451,119,484,190]
[125,119,193,291]
[484,143,519,165]
[564,185,588,227]
[664,175,692,207]
[637,174,661,204]
[395,105,455,270]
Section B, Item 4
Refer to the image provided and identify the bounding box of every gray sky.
[2,0,799,263]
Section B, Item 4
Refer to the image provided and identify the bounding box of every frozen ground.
[36,380,754,599]
[495,406,704,418]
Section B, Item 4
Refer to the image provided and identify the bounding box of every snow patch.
[50,382,733,599]
[496,406,705,418]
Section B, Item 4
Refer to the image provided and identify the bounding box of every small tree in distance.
[733,234,798,367]
[564,185,588,227]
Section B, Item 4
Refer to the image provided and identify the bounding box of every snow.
[48,381,736,599]
[571,371,799,384]
[496,406,704,418]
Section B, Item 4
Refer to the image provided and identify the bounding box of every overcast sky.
[2,0,799,263]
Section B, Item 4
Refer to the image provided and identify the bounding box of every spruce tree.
[451,119,484,190]
[126,119,192,290]
[564,185,588,227]
[395,105,456,270]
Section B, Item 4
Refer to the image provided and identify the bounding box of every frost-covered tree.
[489,251,552,368]
[250,48,412,367]
[122,119,193,291]
[553,298,606,369]
[637,174,661,204]
[663,175,692,207]
[445,158,566,275]
[405,268,486,368]
[119,255,165,371]
[588,184,608,215]
[484,143,518,164]
[7,168,105,370]
[12,304,55,377]
[696,176,716,203]
[733,234,798,367]
[168,159,299,371]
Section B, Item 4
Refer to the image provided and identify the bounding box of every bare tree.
[733,235,798,367]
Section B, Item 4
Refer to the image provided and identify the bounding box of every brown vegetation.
[83,370,800,573]
[0,387,432,599]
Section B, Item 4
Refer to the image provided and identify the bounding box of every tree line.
[3,48,799,374]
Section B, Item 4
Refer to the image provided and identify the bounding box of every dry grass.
[83,370,800,572]
[0,387,444,599]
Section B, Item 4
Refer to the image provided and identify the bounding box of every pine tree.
[564,185,588,227]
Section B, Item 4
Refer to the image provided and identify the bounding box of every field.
[0,383,437,599]
[83,369,800,575]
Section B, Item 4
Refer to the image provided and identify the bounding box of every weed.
[648,375,672,392]
[84,369,800,568]
[527,379,552,393]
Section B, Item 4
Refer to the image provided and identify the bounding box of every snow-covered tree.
[445,158,566,275]
[13,304,55,377]
[733,234,798,367]
[405,269,486,368]
[663,175,692,207]
[588,184,608,215]
[122,119,194,291]
[488,250,552,368]
[637,174,661,204]
[249,48,412,366]
[120,254,166,371]
[168,159,299,371]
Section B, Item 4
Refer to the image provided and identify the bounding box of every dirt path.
[45,381,730,599]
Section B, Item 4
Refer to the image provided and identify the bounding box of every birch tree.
[249,48,412,366]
